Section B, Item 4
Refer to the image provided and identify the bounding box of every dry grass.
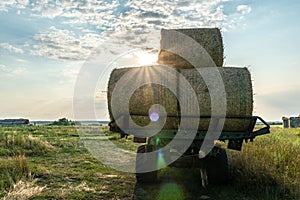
[0,132,55,155]
[56,182,97,198]
[228,126,300,197]
[3,179,46,200]
[0,155,31,193]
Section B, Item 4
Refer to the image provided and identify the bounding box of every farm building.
[0,119,30,126]
[282,116,300,128]
[290,117,300,128]
[282,117,289,128]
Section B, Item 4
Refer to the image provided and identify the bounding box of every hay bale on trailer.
[180,67,253,131]
[107,66,179,130]
[158,28,224,68]
[107,66,253,132]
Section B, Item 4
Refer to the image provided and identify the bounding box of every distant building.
[282,117,289,128]
[282,116,300,128]
[0,119,30,126]
[290,117,300,128]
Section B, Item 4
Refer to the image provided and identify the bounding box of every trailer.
[109,114,270,185]
[107,28,270,186]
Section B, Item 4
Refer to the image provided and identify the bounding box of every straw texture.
[158,28,224,68]
[180,67,253,131]
[107,66,179,130]
[108,66,253,132]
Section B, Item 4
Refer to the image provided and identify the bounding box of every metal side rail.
[109,113,270,140]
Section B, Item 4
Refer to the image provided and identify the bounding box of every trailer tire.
[136,144,158,183]
[206,148,228,185]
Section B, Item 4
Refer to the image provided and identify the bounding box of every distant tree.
[51,118,80,126]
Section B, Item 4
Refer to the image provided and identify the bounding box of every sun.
[135,51,158,66]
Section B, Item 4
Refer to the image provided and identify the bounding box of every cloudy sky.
[0,0,299,121]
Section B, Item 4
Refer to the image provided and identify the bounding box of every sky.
[0,0,299,121]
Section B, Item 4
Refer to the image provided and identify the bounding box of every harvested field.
[0,126,299,199]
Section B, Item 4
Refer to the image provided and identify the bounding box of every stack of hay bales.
[107,28,253,133]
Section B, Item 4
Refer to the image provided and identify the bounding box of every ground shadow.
[131,166,294,200]
[132,168,212,200]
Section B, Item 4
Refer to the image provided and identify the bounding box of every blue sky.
[0,0,299,121]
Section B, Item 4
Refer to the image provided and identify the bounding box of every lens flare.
[149,111,160,122]
[157,148,167,169]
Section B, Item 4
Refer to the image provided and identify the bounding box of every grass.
[0,155,30,193]
[0,126,136,199]
[228,126,300,198]
[0,125,299,199]
[3,179,46,200]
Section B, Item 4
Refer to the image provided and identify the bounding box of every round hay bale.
[107,66,179,130]
[158,28,224,68]
[180,67,253,131]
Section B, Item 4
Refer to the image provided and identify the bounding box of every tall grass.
[0,132,54,156]
[0,155,30,193]
[228,126,300,197]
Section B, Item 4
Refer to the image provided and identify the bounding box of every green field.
[0,125,299,199]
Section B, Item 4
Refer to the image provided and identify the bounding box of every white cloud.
[0,0,17,12]
[0,64,26,75]
[0,0,33,11]
[24,0,240,32]
[2,0,252,61]
[0,43,24,54]
[31,26,103,61]
[17,0,29,5]
[237,5,252,15]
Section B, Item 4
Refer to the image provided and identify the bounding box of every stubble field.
[0,125,299,199]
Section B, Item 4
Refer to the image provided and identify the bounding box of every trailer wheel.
[206,148,228,185]
[136,144,158,183]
